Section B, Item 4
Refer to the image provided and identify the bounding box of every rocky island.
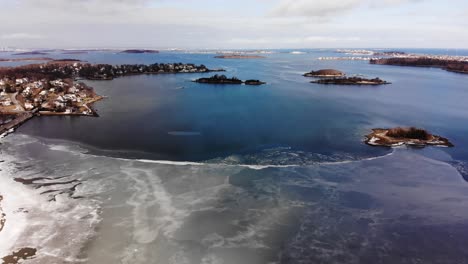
[244,80,266,85]
[214,55,266,59]
[194,75,266,85]
[312,77,390,85]
[0,61,224,136]
[303,69,345,78]
[365,127,453,147]
[370,57,468,74]
[120,49,160,54]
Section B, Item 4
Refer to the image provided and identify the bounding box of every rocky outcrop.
[312,77,390,85]
[365,127,453,147]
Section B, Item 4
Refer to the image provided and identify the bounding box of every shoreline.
[0,112,35,138]
[0,96,104,137]
[0,151,100,263]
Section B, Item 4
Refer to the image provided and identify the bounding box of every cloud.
[270,0,361,17]
[0,0,466,49]
[304,36,360,42]
[228,35,361,46]
[1,33,44,40]
[17,0,148,16]
[270,0,423,17]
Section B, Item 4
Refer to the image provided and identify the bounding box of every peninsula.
[303,69,345,78]
[370,57,468,74]
[0,61,223,80]
[194,75,266,85]
[312,77,390,85]
[365,127,453,147]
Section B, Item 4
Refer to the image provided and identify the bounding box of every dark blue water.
[5,50,468,163]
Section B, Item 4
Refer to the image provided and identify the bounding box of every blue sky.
[0,0,467,49]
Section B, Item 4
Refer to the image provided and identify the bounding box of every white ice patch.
[133,158,298,170]
[0,154,101,263]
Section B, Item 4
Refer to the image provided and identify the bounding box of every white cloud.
[0,0,465,49]
[270,0,424,17]
[228,36,361,46]
[270,0,361,17]
[304,36,360,42]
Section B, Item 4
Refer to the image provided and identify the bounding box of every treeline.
[0,62,213,81]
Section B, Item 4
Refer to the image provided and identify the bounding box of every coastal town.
[315,50,468,74]
[0,75,103,137]
[0,76,101,115]
[0,60,224,136]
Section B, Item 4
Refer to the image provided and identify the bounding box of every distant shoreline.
[214,54,266,59]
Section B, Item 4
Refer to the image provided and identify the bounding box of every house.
[1,98,12,106]
[54,101,65,108]
[16,78,28,85]
[24,102,34,110]
[68,86,77,93]
[50,79,65,87]
[22,87,32,97]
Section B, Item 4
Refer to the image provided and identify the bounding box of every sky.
[0,0,467,49]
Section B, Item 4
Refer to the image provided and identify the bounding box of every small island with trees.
[194,75,266,85]
[365,127,454,147]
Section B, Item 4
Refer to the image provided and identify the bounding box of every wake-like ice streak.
[123,167,189,244]
[131,158,299,170]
